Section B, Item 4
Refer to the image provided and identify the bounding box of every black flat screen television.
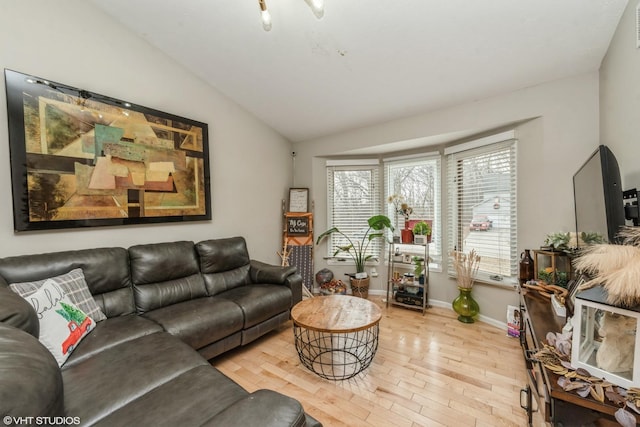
[573,145,625,244]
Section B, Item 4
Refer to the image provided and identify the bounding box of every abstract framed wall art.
[4,69,211,231]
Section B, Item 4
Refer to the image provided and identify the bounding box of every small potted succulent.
[412,220,432,244]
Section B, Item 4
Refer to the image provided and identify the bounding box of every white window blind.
[446,138,517,284]
[384,155,441,267]
[326,165,382,261]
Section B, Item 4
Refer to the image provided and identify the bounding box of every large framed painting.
[4,69,211,231]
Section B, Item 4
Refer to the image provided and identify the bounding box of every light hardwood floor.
[213,297,537,427]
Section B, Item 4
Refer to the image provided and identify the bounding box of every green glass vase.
[452,287,479,323]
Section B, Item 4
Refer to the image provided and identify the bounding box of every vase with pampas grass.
[573,227,640,307]
[450,249,481,323]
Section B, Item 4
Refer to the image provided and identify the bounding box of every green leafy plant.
[412,221,431,236]
[538,267,569,287]
[545,232,571,250]
[544,231,605,252]
[580,231,605,245]
[412,256,424,277]
[316,215,394,274]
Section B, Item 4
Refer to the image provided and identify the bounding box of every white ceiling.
[88,0,627,143]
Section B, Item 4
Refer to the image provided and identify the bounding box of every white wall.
[600,1,640,188]
[295,72,601,323]
[0,0,292,262]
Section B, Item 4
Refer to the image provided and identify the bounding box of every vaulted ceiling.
[89,0,628,143]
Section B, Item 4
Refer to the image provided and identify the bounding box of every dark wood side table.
[520,290,640,426]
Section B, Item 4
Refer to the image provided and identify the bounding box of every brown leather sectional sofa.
[0,236,321,426]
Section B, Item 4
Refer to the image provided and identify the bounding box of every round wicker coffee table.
[291,295,382,380]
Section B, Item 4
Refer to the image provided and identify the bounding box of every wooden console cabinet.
[519,290,640,426]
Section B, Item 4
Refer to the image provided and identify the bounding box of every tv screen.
[573,145,625,244]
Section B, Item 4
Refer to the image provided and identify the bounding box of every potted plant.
[398,203,414,243]
[316,215,393,298]
[450,249,481,323]
[412,256,425,284]
[412,220,432,244]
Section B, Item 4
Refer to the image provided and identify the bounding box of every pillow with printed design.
[19,279,95,366]
[9,268,106,322]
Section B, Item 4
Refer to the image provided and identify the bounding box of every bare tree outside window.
[385,157,441,265]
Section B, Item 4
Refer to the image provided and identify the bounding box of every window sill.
[449,273,517,289]
[325,258,381,267]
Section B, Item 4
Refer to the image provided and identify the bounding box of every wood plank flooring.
[213,297,541,426]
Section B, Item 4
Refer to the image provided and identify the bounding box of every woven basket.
[349,277,370,299]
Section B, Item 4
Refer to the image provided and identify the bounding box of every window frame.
[325,161,383,267]
[383,153,442,270]
[445,133,518,286]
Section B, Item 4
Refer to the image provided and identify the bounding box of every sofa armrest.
[250,260,296,283]
[0,286,39,337]
[250,261,303,306]
[203,389,308,427]
[0,324,64,417]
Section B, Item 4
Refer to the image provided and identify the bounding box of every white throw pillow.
[10,268,106,322]
[23,279,95,366]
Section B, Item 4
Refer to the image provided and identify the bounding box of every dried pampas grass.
[617,226,640,246]
[574,227,640,306]
[450,249,481,289]
[574,244,640,276]
[595,263,640,306]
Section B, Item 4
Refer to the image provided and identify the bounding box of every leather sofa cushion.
[63,332,208,425]
[197,237,252,295]
[142,297,244,349]
[0,247,134,318]
[218,285,292,328]
[63,315,163,369]
[196,237,251,273]
[92,365,248,427]
[129,241,200,284]
[201,265,252,296]
[129,241,208,313]
[133,273,207,314]
[0,324,64,417]
[202,389,306,427]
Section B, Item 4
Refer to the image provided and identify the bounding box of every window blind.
[384,155,441,266]
[326,165,382,261]
[446,138,517,284]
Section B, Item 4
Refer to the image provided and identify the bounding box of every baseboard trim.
[367,289,507,331]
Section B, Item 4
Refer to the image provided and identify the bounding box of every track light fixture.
[258,0,324,32]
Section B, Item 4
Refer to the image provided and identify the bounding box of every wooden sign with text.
[287,216,310,236]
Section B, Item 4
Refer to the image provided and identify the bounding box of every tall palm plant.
[316,215,393,274]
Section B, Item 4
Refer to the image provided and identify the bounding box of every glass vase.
[452,287,479,323]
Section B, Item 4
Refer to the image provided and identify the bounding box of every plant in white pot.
[412,220,432,244]
[316,215,393,298]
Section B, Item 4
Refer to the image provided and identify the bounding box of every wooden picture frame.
[4,69,211,231]
[288,187,309,213]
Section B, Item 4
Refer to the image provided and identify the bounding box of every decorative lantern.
[571,286,640,390]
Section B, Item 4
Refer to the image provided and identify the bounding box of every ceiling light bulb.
[259,0,272,31]
[261,9,272,31]
[305,0,324,19]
